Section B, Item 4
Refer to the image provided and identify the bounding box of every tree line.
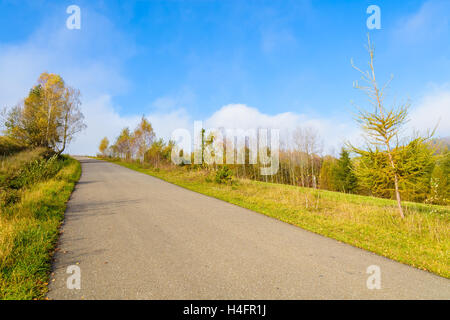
[98,117,174,167]
[100,122,449,208]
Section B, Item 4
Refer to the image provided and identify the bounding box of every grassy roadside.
[101,158,449,279]
[0,152,81,300]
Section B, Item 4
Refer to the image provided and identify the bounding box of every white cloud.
[67,97,191,155]
[0,8,132,106]
[204,104,359,155]
[75,98,450,157]
[69,103,363,156]
[67,95,139,155]
[206,104,298,130]
[0,46,48,108]
[409,85,450,137]
[147,109,192,142]
[69,103,360,156]
[393,0,450,44]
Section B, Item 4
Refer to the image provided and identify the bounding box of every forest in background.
[98,119,450,207]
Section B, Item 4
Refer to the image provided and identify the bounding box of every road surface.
[48,157,450,299]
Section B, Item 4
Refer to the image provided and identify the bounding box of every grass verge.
[0,155,81,299]
[102,158,449,279]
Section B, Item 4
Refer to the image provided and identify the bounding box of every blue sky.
[0,0,449,154]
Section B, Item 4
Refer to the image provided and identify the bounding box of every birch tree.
[99,137,109,156]
[4,72,85,154]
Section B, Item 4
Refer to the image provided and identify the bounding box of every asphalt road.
[48,157,450,299]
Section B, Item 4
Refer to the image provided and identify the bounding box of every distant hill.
[430,136,450,153]
[441,136,450,147]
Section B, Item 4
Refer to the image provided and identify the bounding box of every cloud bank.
[409,84,450,137]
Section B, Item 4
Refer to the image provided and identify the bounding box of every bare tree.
[57,87,86,155]
[293,126,323,188]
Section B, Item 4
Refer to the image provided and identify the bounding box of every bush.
[9,155,62,190]
[0,149,62,207]
[215,166,233,184]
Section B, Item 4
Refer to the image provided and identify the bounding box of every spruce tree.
[333,148,357,193]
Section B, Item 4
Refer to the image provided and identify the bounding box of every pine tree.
[354,138,435,202]
[333,148,357,193]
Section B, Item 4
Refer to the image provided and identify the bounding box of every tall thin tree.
[350,35,410,218]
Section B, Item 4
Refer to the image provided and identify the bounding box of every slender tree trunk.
[393,173,404,218]
[370,46,405,219]
[387,150,405,218]
[57,141,66,156]
[57,113,69,155]
[46,101,52,147]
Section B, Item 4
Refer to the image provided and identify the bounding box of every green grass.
[0,152,81,300]
[102,158,449,279]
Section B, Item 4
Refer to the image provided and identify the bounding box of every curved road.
[48,157,450,299]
